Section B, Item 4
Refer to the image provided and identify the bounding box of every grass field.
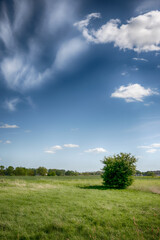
[0,176,160,240]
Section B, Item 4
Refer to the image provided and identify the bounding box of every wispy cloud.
[132,58,148,62]
[138,143,160,153]
[44,150,55,154]
[4,98,20,111]
[111,84,159,102]
[85,147,107,153]
[75,11,160,52]
[121,72,127,76]
[0,0,86,92]
[5,140,11,144]
[0,123,19,128]
[64,144,79,148]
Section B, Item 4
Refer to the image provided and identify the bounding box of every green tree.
[101,153,137,189]
[15,167,27,176]
[48,169,56,176]
[0,165,5,175]
[27,168,36,176]
[36,167,47,176]
[5,166,15,176]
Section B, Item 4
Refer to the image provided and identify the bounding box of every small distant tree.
[144,171,155,177]
[48,169,56,176]
[5,166,15,176]
[36,167,47,176]
[0,165,5,175]
[15,167,27,176]
[101,153,137,189]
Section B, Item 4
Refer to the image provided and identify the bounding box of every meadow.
[0,176,160,240]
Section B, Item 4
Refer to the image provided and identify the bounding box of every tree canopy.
[101,153,137,189]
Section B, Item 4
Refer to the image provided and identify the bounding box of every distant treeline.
[136,170,160,177]
[0,166,159,177]
[0,165,101,176]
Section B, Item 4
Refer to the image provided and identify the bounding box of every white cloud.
[85,147,107,153]
[121,72,127,76]
[138,143,160,153]
[74,12,101,30]
[111,84,159,102]
[75,11,160,52]
[54,37,87,70]
[0,124,19,128]
[146,148,157,153]
[144,102,154,106]
[44,150,55,154]
[1,55,51,91]
[45,143,80,154]
[0,140,2,143]
[64,144,79,148]
[131,67,139,71]
[51,145,63,150]
[157,65,160,68]
[133,57,148,62]
[5,140,11,144]
[0,0,86,92]
[151,143,160,148]
[45,145,62,154]
[4,98,20,111]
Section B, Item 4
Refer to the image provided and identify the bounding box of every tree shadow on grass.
[78,185,125,190]
[78,185,109,190]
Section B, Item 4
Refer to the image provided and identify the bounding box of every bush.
[101,153,137,189]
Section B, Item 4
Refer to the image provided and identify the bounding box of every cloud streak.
[4,98,20,111]
[0,123,19,128]
[138,143,160,153]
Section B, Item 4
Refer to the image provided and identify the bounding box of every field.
[0,176,160,240]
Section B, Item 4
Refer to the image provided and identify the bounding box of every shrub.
[101,153,137,189]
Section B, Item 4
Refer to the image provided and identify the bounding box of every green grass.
[0,176,160,240]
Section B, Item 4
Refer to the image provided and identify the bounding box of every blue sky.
[0,0,160,171]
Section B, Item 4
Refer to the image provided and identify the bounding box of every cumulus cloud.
[75,11,160,52]
[4,98,20,111]
[45,145,62,154]
[111,84,159,102]
[0,123,19,128]
[45,143,80,154]
[138,143,160,153]
[51,145,63,150]
[85,147,107,153]
[64,144,79,148]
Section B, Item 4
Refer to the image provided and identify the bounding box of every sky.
[0,0,160,172]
